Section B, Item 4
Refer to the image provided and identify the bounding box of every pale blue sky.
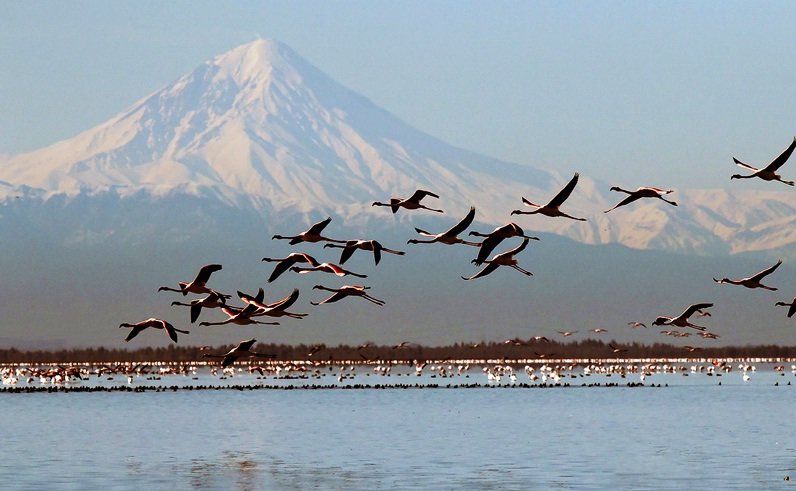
[1,2,794,189]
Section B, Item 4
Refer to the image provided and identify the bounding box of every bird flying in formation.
[604,186,677,213]
[310,285,385,306]
[407,206,480,246]
[158,264,228,297]
[652,303,714,331]
[202,339,275,367]
[469,222,539,266]
[323,239,405,265]
[119,318,188,343]
[372,189,443,213]
[713,259,782,291]
[731,136,796,186]
[511,172,587,221]
[462,238,533,280]
[272,217,346,245]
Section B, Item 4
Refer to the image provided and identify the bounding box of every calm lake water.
[2,365,795,490]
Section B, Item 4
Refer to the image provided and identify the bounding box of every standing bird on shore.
[469,223,539,265]
[731,137,796,186]
[272,217,346,245]
[372,189,443,213]
[511,172,587,221]
[652,303,714,331]
[713,259,782,291]
[323,239,405,265]
[202,339,275,367]
[462,238,533,280]
[158,264,228,297]
[604,186,678,213]
[170,291,227,323]
[119,318,188,343]
[262,253,319,283]
[310,285,385,306]
[775,297,796,318]
[408,206,480,246]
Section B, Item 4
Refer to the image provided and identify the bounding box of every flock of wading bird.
[120,137,796,365]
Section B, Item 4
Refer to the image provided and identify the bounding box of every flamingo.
[289,262,367,278]
[731,137,796,186]
[272,217,346,245]
[558,330,578,337]
[590,328,608,333]
[469,223,539,265]
[627,321,647,328]
[238,288,307,319]
[652,302,714,331]
[262,252,319,283]
[608,342,628,353]
[511,172,587,221]
[604,187,677,213]
[198,291,281,327]
[713,259,782,291]
[310,285,385,306]
[372,189,443,213]
[775,297,796,318]
[170,291,227,323]
[407,206,480,246]
[461,238,533,280]
[158,264,228,297]
[119,318,188,343]
[202,339,275,367]
[323,239,405,265]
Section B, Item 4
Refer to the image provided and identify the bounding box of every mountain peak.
[210,39,293,86]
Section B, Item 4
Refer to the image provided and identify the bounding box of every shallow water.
[2,366,795,489]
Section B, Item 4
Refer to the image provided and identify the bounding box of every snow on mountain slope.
[0,39,794,256]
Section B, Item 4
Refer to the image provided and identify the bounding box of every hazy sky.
[2,2,794,190]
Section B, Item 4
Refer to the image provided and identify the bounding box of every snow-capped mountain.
[1,39,794,256]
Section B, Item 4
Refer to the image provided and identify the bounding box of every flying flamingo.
[202,339,275,367]
[652,302,714,331]
[289,262,367,278]
[604,187,677,213]
[237,288,307,319]
[731,137,796,186]
[775,297,796,318]
[272,217,346,245]
[310,285,385,306]
[158,264,229,297]
[119,318,188,343]
[511,172,587,221]
[323,239,405,265]
[262,252,319,283]
[372,189,443,213]
[198,291,280,327]
[170,291,227,323]
[407,206,479,246]
[713,259,782,291]
[469,222,539,265]
[461,238,533,280]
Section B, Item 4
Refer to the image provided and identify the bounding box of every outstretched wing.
[732,159,759,172]
[475,235,504,265]
[461,262,499,280]
[443,206,476,237]
[748,259,783,282]
[194,264,223,285]
[125,325,147,342]
[338,241,359,264]
[313,291,348,305]
[306,217,333,235]
[680,303,714,319]
[547,172,580,208]
[163,322,180,343]
[605,194,642,213]
[266,288,300,311]
[764,137,796,172]
[409,189,439,203]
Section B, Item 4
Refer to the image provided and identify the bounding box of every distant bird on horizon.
[590,328,608,334]
[170,291,227,323]
[262,252,319,283]
[627,321,647,328]
[323,239,405,265]
[652,302,714,331]
[511,172,586,221]
[119,318,188,343]
[731,136,796,186]
[310,285,385,306]
[608,342,628,353]
[558,330,578,337]
[372,189,443,213]
[158,264,228,297]
[462,238,533,280]
[604,186,677,213]
[469,222,539,265]
[775,297,796,318]
[202,339,275,367]
[407,206,480,246]
[272,217,346,245]
[713,259,782,291]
